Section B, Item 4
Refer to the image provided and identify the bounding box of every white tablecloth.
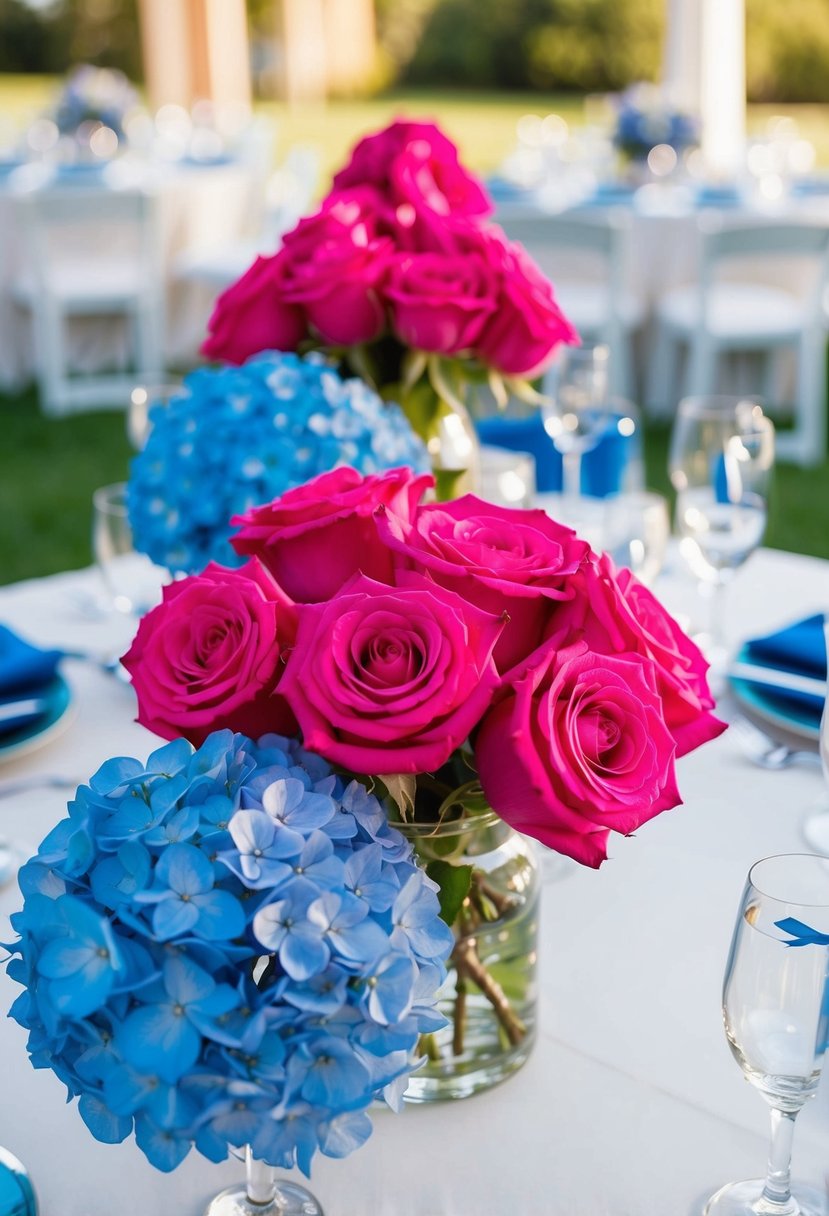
[0,549,828,1216]
[495,189,829,310]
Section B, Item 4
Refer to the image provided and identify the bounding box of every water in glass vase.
[402,815,540,1102]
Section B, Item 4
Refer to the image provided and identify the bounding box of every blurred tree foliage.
[390,0,829,101]
[0,0,141,77]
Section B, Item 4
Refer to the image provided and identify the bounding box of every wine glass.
[126,379,183,450]
[92,483,166,618]
[206,1146,323,1216]
[669,396,775,673]
[601,490,671,586]
[541,343,612,521]
[704,853,829,1216]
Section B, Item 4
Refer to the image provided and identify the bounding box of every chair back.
[697,216,829,331]
[15,183,164,299]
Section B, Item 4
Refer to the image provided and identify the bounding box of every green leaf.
[426,859,473,927]
[377,773,417,821]
[433,467,466,500]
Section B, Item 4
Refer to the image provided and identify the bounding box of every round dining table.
[0,545,827,1216]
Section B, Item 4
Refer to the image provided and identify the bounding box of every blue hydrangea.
[613,88,698,160]
[5,731,452,1176]
[127,352,430,575]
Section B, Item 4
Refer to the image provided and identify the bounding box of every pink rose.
[122,560,297,746]
[544,553,726,757]
[232,466,433,603]
[375,495,590,671]
[477,234,579,377]
[279,201,393,345]
[475,639,681,869]
[279,572,504,774]
[201,255,307,365]
[385,246,498,354]
[332,121,492,222]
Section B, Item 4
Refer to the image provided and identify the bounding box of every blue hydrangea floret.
[5,730,452,1175]
[127,351,430,574]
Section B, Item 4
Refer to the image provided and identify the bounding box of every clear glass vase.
[398,809,540,1101]
[204,1148,323,1216]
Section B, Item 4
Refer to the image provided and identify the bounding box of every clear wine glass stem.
[761,1107,798,1210]
[707,576,729,655]
[245,1147,276,1205]
[562,450,582,503]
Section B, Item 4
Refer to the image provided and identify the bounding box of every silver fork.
[732,714,822,771]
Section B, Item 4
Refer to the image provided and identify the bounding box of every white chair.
[648,216,829,464]
[173,145,320,292]
[495,209,645,399]
[12,184,164,416]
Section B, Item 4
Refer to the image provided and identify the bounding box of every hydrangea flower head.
[6,731,451,1175]
[127,351,430,574]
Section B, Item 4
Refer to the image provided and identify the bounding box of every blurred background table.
[0,545,827,1216]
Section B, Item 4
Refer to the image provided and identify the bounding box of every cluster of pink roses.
[201,120,577,379]
[123,467,725,870]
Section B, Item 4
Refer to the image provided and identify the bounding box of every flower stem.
[453,970,468,1056]
[452,934,526,1048]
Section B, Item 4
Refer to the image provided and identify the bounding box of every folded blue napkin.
[0,625,63,738]
[791,174,829,197]
[476,412,636,497]
[741,614,827,720]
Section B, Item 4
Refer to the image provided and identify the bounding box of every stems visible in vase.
[452,933,527,1048]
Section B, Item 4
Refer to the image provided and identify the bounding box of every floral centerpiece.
[119,465,726,1096]
[612,84,698,164]
[127,351,429,575]
[201,119,578,494]
[52,63,138,147]
[6,730,452,1210]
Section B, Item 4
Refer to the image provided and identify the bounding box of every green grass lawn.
[1,77,828,583]
[1,386,826,587]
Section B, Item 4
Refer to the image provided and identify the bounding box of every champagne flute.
[541,343,612,521]
[669,396,775,672]
[704,853,829,1216]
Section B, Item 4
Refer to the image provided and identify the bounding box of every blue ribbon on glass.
[775,917,829,946]
[476,412,636,497]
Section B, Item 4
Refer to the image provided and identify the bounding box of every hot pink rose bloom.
[475,639,681,869]
[332,120,492,221]
[279,201,394,345]
[478,234,579,377]
[122,560,297,746]
[232,466,433,603]
[376,495,591,671]
[201,255,306,365]
[385,246,499,354]
[544,553,726,757]
[279,572,504,774]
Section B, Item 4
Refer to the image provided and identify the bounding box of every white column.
[699,0,746,174]
[661,0,702,113]
[280,0,328,105]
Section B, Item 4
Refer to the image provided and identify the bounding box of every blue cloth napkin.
[0,625,62,737]
[476,412,635,497]
[742,614,827,721]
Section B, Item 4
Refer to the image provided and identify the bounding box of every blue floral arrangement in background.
[612,84,698,162]
[53,64,138,142]
[5,730,451,1174]
[128,351,430,575]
